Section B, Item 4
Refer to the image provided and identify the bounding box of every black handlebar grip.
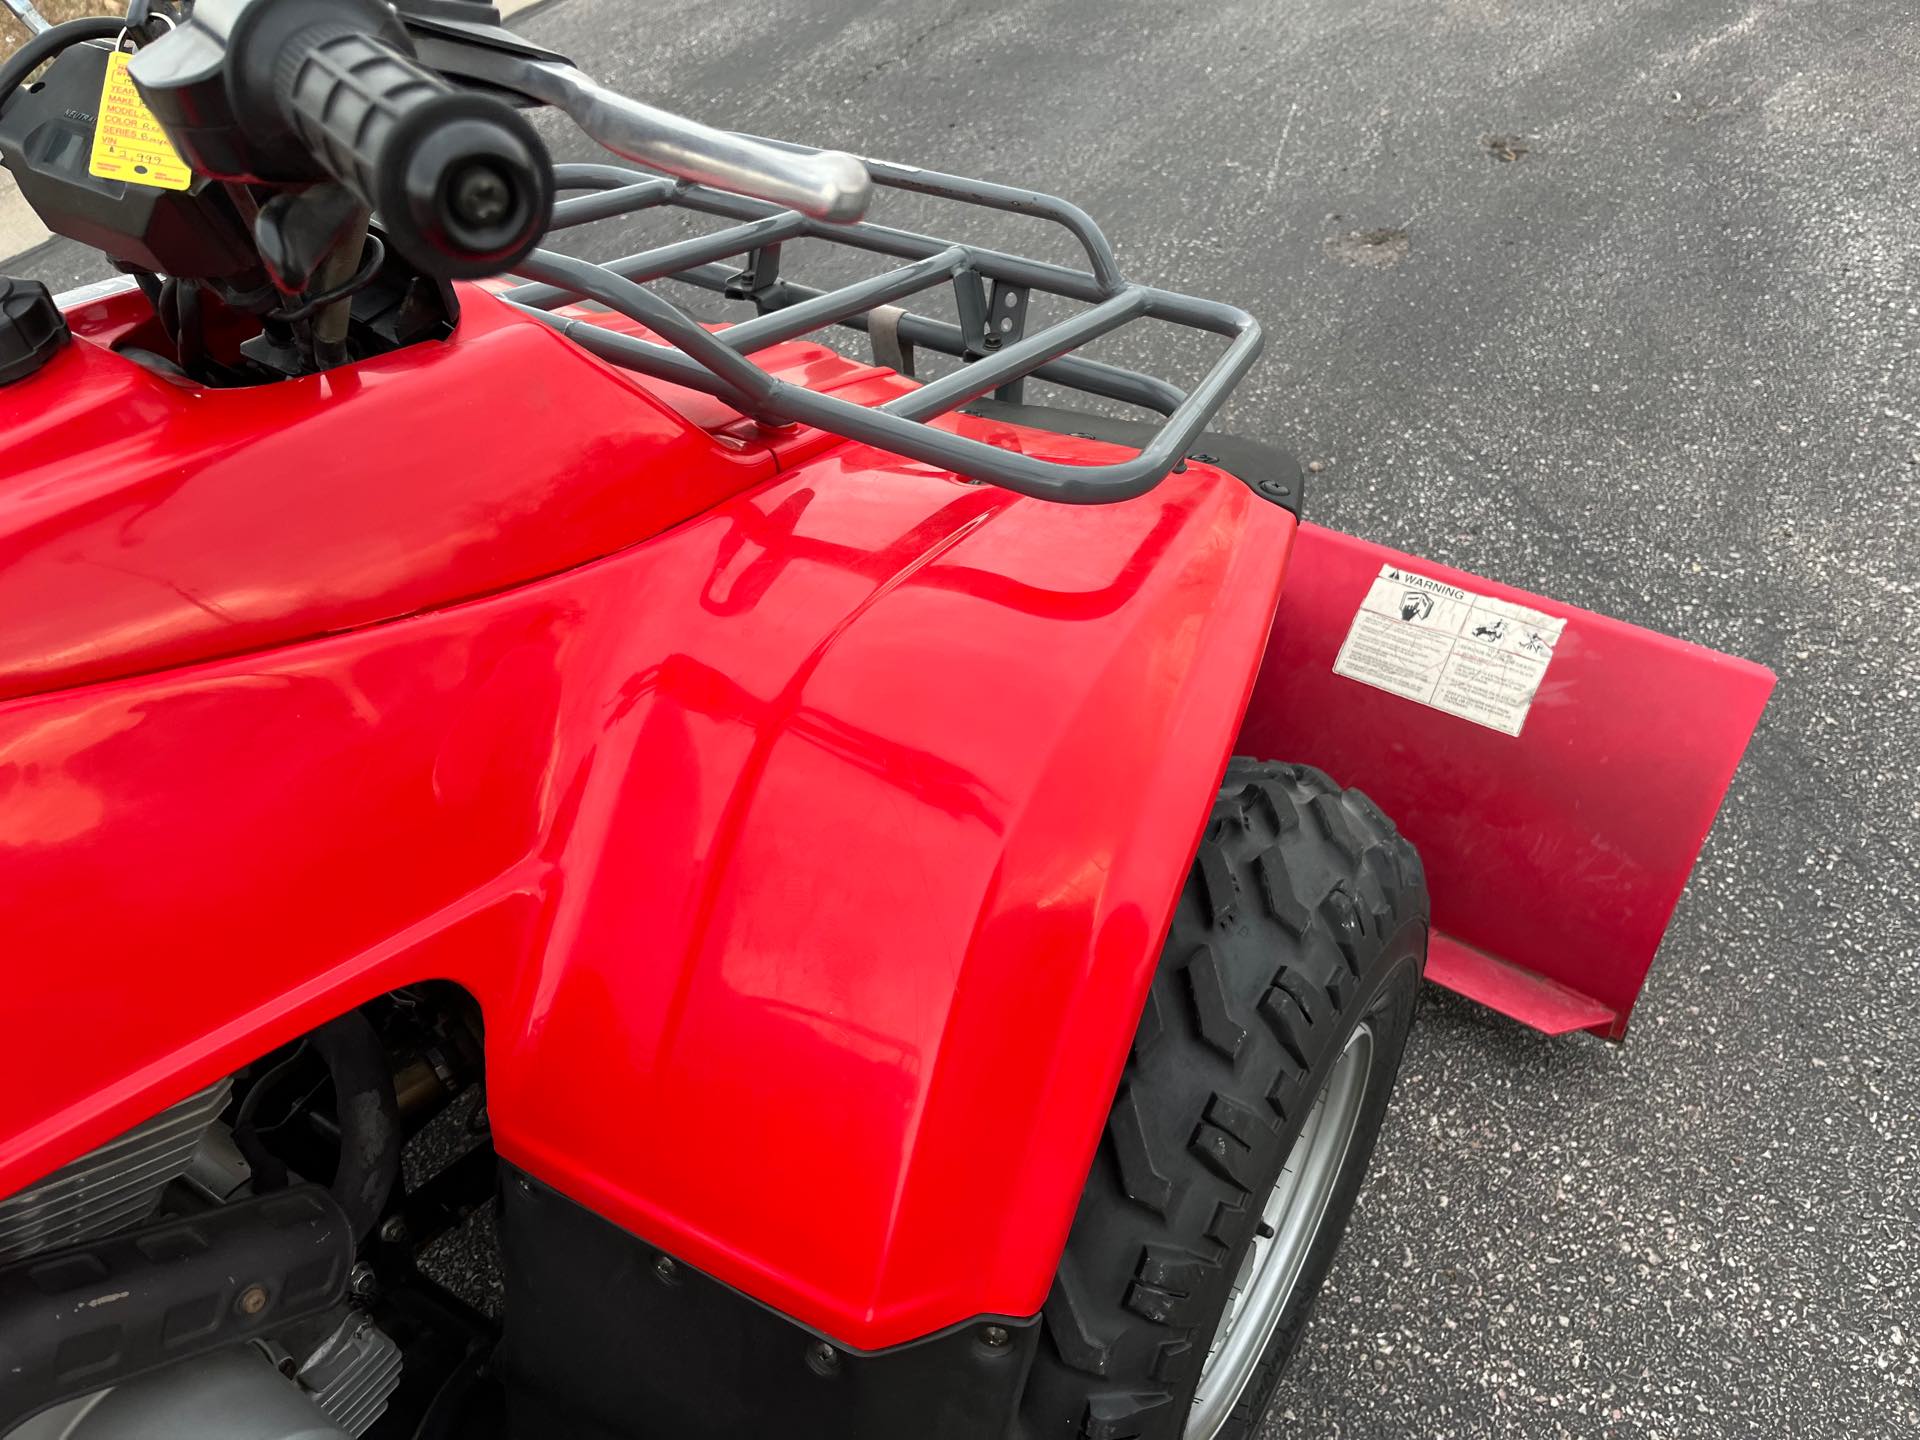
[275,28,553,280]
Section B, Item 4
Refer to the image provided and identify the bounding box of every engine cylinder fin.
[299,1313,405,1438]
[0,1080,232,1263]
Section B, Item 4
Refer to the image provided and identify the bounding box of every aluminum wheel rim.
[1186,1022,1375,1440]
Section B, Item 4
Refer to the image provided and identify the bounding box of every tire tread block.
[1027,759,1430,1440]
[1108,1085,1176,1218]
[1184,943,1252,1062]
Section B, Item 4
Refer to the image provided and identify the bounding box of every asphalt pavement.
[9,1,1917,1436]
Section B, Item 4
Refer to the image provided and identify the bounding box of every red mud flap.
[1238,523,1774,1041]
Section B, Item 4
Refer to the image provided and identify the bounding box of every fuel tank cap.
[0,276,69,386]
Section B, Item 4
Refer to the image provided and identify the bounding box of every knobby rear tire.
[1019,760,1430,1440]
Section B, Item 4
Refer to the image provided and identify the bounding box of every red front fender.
[0,415,1293,1350]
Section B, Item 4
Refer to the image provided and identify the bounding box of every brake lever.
[412,39,872,225]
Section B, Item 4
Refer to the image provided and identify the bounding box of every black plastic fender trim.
[495,1165,1041,1440]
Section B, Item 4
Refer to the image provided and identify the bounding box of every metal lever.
[2,0,50,36]
[425,46,871,223]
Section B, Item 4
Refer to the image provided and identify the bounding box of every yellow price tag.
[88,51,194,193]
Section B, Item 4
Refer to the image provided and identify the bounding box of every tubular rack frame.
[500,157,1263,503]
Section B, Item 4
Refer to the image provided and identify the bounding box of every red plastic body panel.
[0,286,812,703]
[1238,523,1774,1039]
[0,286,1294,1349]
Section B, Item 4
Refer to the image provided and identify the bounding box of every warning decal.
[88,51,193,193]
[1332,565,1566,736]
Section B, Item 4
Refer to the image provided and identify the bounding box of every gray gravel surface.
[11,0,1918,1435]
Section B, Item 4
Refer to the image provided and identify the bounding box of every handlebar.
[275,28,553,278]
[126,0,871,285]
[130,1,553,278]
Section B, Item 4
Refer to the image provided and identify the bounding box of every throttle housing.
[0,42,258,279]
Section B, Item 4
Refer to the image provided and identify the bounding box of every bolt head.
[806,1340,841,1377]
[981,1324,1010,1348]
[449,163,513,228]
[654,1255,677,1282]
[348,1263,378,1300]
[379,1216,408,1245]
[235,1284,269,1317]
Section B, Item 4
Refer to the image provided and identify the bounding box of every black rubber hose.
[172,275,206,375]
[0,17,125,107]
[310,1013,403,1243]
[271,234,386,322]
[128,269,163,312]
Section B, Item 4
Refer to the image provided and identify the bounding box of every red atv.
[0,3,1772,1437]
